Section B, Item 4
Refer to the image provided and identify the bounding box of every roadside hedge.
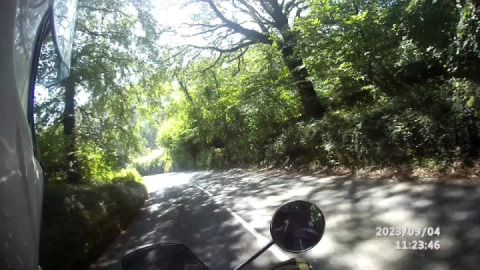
[39,181,147,270]
[133,155,168,176]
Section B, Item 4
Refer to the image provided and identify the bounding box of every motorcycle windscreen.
[121,243,209,270]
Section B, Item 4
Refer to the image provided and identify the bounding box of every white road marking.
[196,184,214,196]
[194,184,289,262]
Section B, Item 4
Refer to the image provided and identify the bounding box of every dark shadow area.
[191,169,480,270]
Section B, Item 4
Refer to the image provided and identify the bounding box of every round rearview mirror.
[270,200,325,253]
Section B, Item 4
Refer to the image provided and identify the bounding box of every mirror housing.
[270,200,325,253]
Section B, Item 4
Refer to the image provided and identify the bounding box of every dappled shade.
[193,170,480,270]
[91,171,480,270]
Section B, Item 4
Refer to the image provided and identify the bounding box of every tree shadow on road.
[90,183,276,270]
[193,169,480,270]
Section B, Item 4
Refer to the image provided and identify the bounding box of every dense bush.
[36,128,67,182]
[132,151,170,175]
[110,168,142,183]
[39,181,147,270]
[260,80,479,169]
[37,126,133,183]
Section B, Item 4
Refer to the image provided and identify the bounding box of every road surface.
[91,169,480,270]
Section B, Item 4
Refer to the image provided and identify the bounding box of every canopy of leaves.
[36,0,480,178]
[35,0,164,181]
[154,0,480,170]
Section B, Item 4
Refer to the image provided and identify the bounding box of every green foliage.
[32,2,480,266]
[132,150,171,175]
[77,142,117,182]
[154,0,480,170]
[36,0,480,175]
[39,181,147,270]
[134,157,166,175]
[34,0,157,266]
[37,132,138,182]
[37,126,67,181]
[35,0,164,184]
[110,168,143,183]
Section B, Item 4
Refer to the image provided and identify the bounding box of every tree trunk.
[280,32,326,119]
[466,114,480,158]
[199,0,327,119]
[63,79,82,184]
[178,78,201,120]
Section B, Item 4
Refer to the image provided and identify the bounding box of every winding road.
[90,170,480,270]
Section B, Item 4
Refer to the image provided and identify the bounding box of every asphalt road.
[91,170,480,270]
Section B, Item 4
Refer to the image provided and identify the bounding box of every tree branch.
[204,52,225,71]
[181,24,226,38]
[203,0,272,44]
[78,5,129,17]
[266,0,289,30]
[188,40,257,53]
[236,0,275,33]
[77,23,130,38]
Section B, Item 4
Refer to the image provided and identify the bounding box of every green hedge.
[133,155,167,176]
[39,181,147,270]
[110,168,143,183]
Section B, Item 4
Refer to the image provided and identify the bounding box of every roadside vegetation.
[39,177,146,270]
[35,0,156,268]
[154,0,480,177]
[34,0,480,268]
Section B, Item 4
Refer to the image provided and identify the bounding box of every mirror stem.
[233,241,274,270]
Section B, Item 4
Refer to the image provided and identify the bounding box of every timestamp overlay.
[375,227,441,250]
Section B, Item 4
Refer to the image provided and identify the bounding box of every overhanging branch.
[188,40,256,53]
[203,0,272,44]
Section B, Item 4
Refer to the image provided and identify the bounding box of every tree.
[62,77,82,183]
[156,0,480,170]
[35,0,163,183]
[183,0,326,119]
